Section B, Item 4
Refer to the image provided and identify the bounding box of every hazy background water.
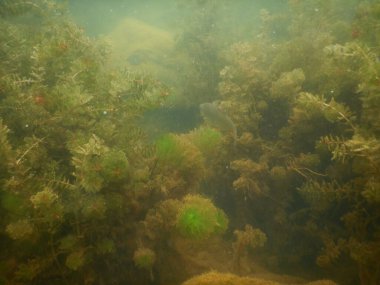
[65,0,289,137]
[67,0,286,36]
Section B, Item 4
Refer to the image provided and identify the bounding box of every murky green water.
[0,1,379,285]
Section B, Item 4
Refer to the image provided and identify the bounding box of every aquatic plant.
[81,195,107,220]
[0,0,61,17]
[154,133,205,196]
[187,127,223,159]
[100,150,130,182]
[174,0,225,105]
[181,271,337,285]
[133,247,156,268]
[71,135,109,193]
[214,208,229,235]
[30,187,58,209]
[269,68,305,101]
[5,219,35,240]
[298,181,339,212]
[0,0,379,284]
[200,103,237,145]
[232,224,267,269]
[133,247,156,280]
[156,134,186,168]
[212,1,380,283]
[0,120,12,176]
[0,1,170,283]
[176,194,228,240]
[230,159,269,198]
[65,250,86,271]
[71,135,131,194]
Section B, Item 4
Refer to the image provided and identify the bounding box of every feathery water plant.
[176,194,228,240]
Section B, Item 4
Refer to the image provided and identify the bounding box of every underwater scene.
[0,0,379,284]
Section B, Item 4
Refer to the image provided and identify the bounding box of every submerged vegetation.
[176,194,228,240]
[0,0,379,285]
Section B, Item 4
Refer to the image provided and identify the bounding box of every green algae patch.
[176,195,228,240]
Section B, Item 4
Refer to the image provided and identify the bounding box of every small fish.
[200,102,237,144]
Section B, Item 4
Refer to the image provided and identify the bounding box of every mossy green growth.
[81,195,107,219]
[133,247,156,269]
[5,219,34,240]
[190,127,222,156]
[79,162,104,193]
[155,134,184,167]
[65,250,85,271]
[176,195,228,240]
[72,136,130,191]
[100,150,130,182]
[0,120,11,178]
[155,133,206,189]
[1,192,27,215]
[30,187,58,209]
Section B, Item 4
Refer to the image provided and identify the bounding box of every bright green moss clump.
[155,133,205,190]
[155,134,185,167]
[176,195,228,240]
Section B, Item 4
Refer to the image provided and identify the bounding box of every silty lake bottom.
[0,0,379,284]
